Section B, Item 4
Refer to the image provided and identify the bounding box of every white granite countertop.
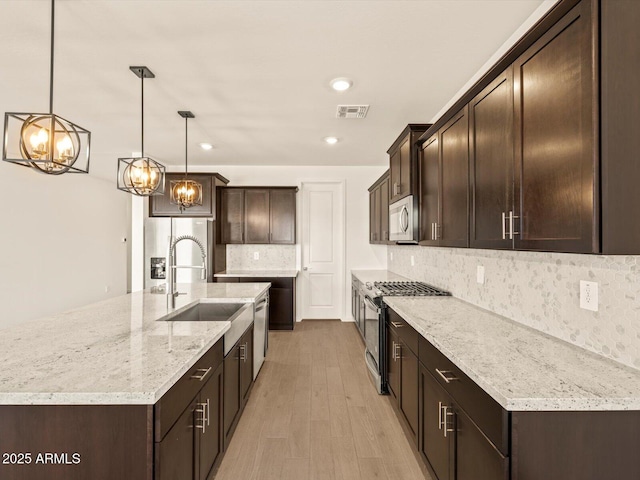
[383,296,640,411]
[351,269,410,284]
[215,269,299,278]
[0,282,270,405]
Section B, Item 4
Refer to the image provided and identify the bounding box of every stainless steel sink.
[161,302,247,322]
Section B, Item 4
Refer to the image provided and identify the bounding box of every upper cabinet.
[419,106,469,248]
[368,170,390,244]
[150,173,229,218]
[388,124,431,204]
[416,0,640,254]
[512,0,596,253]
[220,187,297,245]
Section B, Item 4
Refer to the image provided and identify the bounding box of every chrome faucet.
[168,235,207,308]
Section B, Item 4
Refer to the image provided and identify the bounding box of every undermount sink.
[160,302,248,323]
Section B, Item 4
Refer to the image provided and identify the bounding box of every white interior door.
[300,181,345,320]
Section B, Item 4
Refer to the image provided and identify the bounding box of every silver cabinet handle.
[438,401,444,430]
[195,402,207,434]
[239,344,246,362]
[435,368,459,383]
[442,405,455,437]
[391,341,396,361]
[191,367,212,382]
[501,212,507,240]
[394,343,401,360]
[435,223,440,240]
[206,397,210,427]
[508,211,520,239]
[390,321,403,328]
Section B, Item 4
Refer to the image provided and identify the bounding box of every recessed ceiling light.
[324,136,339,145]
[330,78,353,92]
[199,143,213,151]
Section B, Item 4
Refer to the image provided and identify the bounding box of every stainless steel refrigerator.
[144,217,226,289]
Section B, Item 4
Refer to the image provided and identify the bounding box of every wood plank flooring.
[214,320,431,480]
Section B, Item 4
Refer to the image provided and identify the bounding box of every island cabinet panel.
[513,0,596,253]
[223,342,241,447]
[0,404,153,480]
[197,363,224,480]
[239,324,254,408]
[511,411,640,480]
[469,68,515,250]
[156,398,197,480]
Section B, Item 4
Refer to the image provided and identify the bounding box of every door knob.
[303,267,308,271]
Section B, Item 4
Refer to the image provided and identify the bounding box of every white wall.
[190,165,388,320]
[0,162,130,330]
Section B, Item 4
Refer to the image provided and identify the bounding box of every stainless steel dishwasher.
[253,291,269,380]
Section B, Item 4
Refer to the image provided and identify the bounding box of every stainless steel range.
[360,280,450,394]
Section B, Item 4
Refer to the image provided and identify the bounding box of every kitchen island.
[0,282,269,480]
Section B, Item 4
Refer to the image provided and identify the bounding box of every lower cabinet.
[224,324,254,448]
[155,341,225,480]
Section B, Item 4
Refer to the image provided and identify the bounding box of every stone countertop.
[214,269,299,278]
[351,269,410,284]
[0,282,270,405]
[383,296,640,411]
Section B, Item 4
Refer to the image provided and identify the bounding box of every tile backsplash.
[227,244,297,270]
[388,245,640,371]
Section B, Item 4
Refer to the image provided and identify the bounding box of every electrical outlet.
[477,265,485,285]
[410,255,415,267]
[580,280,598,312]
[253,251,260,260]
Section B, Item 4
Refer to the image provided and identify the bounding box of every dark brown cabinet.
[220,187,297,245]
[221,188,245,244]
[150,173,229,218]
[155,339,225,480]
[469,69,514,250]
[368,170,390,244]
[388,125,431,204]
[419,107,469,248]
[386,309,419,446]
[223,324,254,449]
[513,0,596,253]
[245,189,270,244]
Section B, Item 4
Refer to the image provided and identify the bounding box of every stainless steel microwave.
[389,195,417,243]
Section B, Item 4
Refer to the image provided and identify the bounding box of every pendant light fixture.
[117,66,165,196]
[2,0,91,174]
[170,111,203,210]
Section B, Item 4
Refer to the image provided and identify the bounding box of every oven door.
[363,295,381,368]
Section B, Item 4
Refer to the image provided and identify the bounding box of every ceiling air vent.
[336,105,369,119]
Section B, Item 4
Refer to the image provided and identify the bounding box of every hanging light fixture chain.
[49,0,55,114]
[141,73,144,157]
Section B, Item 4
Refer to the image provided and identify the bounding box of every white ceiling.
[0,0,544,181]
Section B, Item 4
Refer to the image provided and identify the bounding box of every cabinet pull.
[431,222,434,240]
[195,402,208,434]
[435,368,458,383]
[438,401,444,430]
[394,343,401,360]
[190,367,212,382]
[501,212,507,240]
[435,223,440,240]
[442,405,455,437]
[240,343,248,362]
[391,341,396,361]
[390,321,404,328]
[508,211,520,239]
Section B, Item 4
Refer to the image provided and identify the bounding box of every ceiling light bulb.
[199,143,213,151]
[330,78,353,92]
[324,136,339,145]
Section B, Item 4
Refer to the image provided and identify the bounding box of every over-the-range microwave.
[389,195,418,243]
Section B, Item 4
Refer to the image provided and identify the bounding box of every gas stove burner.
[373,281,451,297]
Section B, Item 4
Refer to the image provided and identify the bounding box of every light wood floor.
[215,320,431,480]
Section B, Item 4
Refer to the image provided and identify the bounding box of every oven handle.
[364,296,381,314]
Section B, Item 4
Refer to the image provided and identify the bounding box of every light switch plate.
[253,252,260,260]
[477,265,485,284]
[410,255,415,267]
[580,280,598,312]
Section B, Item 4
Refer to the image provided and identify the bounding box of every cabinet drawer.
[387,308,419,356]
[419,336,508,455]
[155,340,223,442]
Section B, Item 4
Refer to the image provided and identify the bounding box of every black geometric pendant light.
[3,0,91,174]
